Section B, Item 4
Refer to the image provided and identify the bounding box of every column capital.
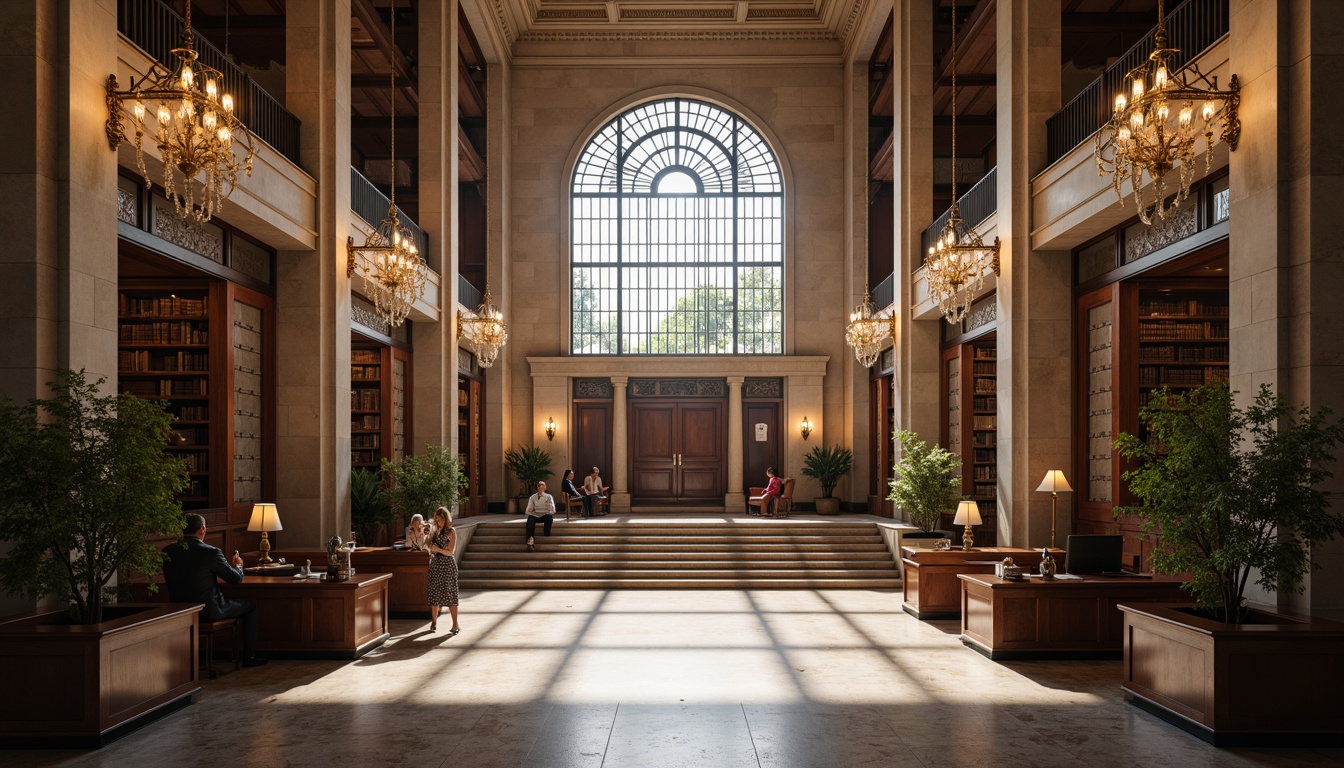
[727,376,745,386]
[610,376,629,387]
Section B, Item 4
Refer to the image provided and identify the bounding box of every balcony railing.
[458,274,483,310]
[118,0,302,166]
[1045,0,1229,166]
[350,166,430,259]
[871,272,894,311]
[919,166,998,267]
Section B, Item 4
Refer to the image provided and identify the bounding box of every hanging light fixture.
[925,0,999,326]
[1095,0,1240,225]
[456,170,508,369]
[105,0,255,224]
[845,284,889,368]
[346,0,428,328]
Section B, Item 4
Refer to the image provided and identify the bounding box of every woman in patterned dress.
[426,507,460,634]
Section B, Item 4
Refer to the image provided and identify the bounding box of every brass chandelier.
[925,0,999,325]
[105,1,255,224]
[457,279,508,369]
[1095,0,1240,225]
[845,284,890,368]
[346,0,428,328]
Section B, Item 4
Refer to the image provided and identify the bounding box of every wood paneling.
[574,402,613,484]
[744,402,780,499]
[631,401,726,502]
[221,573,391,659]
[276,547,429,617]
[900,547,1061,619]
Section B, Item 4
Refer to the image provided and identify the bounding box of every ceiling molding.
[509,54,845,68]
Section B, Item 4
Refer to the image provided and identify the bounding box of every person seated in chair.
[161,513,267,667]
[756,467,783,517]
[561,468,593,517]
[583,467,610,512]
[405,513,430,550]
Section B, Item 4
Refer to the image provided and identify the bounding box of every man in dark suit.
[162,513,267,667]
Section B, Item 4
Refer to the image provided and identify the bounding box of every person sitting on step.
[524,481,556,551]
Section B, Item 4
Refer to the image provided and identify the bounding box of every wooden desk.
[900,547,1062,619]
[221,573,391,659]
[273,547,431,618]
[958,573,1188,659]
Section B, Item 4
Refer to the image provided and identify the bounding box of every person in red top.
[759,467,783,517]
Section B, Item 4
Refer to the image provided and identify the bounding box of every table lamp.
[248,503,283,565]
[953,500,982,551]
[1035,470,1073,549]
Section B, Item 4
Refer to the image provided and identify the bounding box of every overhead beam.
[350,0,419,109]
[933,0,996,88]
[352,74,417,89]
[935,73,996,89]
[934,114,995,126]
[1061,13,1156,33]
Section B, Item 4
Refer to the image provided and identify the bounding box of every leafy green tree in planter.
[350,468,392,546]
[802,444,854,499]
[504,445,554,500]
[887,430,963,532]
[1115,384,1344,624]
[381,444,466,525]
[0,370,188,624]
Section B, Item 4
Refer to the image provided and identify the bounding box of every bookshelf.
[1136,288,1229,411]
[351,346,384,469]
[940,337,998,544]
[118,285,214,509]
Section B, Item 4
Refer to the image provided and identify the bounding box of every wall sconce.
[544,417,556,441]
[799,417,812,440]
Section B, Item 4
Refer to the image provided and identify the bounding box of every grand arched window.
[571,98,783,355]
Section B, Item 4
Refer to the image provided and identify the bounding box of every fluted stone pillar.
[726,376,746,510]
[610,376,630,512]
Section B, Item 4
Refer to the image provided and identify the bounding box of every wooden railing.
[1045,0,1229,166]
[117,0,302,166]
[919,166,998,267]
[349,166,430,260]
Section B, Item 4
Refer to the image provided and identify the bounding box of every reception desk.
[900,547,1063,619]
[274,547,430,618]
[222,573,391,659]
[958,573,1187,659]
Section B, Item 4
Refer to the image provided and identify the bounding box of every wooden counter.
[221,572,391,659]
[273,547,431,618]
[900,547,1062,619]
[958,573,1188,659]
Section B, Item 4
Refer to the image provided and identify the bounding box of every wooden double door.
[630,401,726,503]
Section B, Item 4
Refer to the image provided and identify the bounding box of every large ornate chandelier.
[457,279,508,368]
[1095,0,1240,225]
[925,0,999,325]
[845,286,889,368]
[346,0,427,328]
[105,1,255,224]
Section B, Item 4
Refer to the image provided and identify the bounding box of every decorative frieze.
[458,348,478,374]
[964,297,997,334]
[231,236,272,284]
[536,8,607,19]
[352,296,392,337]
[152,200,223,263]
[621,8,735,19]
[574,378,614,399]
[630,378,727,398]
[117,185,138,226]
[742,377,782,399]
[1125,206,1197,264]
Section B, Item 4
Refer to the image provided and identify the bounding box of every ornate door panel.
[630,401,725,502]
[677,403,723,501]
[631,404,676,497]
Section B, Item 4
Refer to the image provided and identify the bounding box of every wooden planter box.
[1120,603,1344,747]
[0,603,202,748]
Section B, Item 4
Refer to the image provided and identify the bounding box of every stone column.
[891,0,940,455]
[278,0,352,547]
[484,65,512,504]
[1230,0,1344,619]
[610,376,630,512]
[412,0,461,457]
[0,0,118,616]
[994,0,1068,549]
[725,376,745,510]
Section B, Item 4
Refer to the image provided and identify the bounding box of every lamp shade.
[952,500,982,526]
[1036,470,1073,493]
[247,503,283,532]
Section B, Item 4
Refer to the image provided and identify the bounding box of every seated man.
[162,513,267,667]
[583,466,610,512]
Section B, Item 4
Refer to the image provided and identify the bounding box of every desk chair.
[748,479,794,517]
[199,616,242,679]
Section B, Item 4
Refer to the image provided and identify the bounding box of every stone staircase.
[457,520,901,589]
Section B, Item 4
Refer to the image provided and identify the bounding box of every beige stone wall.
[503,63,865,501]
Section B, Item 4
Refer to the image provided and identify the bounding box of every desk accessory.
[953,500,982,550]
[248,503,284,565]
[1035,471,1073,549]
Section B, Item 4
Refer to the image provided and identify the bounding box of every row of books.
[351,365,381,381]
[1138,320,1229,341]
[972,396,995,412]
[119,321,209,344]
[352,433,381,448]
[119,349,209,372]
[1138,345,1229,362]
[973,380,997,394]
[120,378,208,397]
[1138,366,1229,387]
[119,294,207,317]
[1139,299,1228,317]
[352,450,381,465]
[973,361,996,375]
[972,466,997,481]
[973,415,997,430]
[352,349,380,364]
[352,415,381,430]
[352,389,380,411]
[169,427,208,446]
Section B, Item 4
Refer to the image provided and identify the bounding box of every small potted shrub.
[381,444,466,526]
[801,444,853,515]
[350,468,392,546]
[1113,384,1344,745]
[504,445,554,512]
[887,429,962,538]
[0,370,201,745]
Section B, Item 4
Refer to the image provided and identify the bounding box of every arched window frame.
[570,97,784,355]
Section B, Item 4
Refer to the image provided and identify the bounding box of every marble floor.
[10,589,1342,768]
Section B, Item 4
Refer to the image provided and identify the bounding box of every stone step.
[459,559,900,571]
[459,567,898,580]
[461,550,896,562]
[472,523,881,535]
[465,543,892,554]
[468,534,887,545]
[459,577,904,590]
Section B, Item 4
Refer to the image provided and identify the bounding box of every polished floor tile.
[6,589,1341,767]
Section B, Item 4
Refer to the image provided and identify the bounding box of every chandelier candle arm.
[845,285,890,368]
[1094,0,1241,226]
[105,0,256,224]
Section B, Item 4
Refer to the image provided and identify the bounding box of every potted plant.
[381,444,466,527]
[0,370,202,746]
[504,445,554,512]
[887,430,962,537]
[350,468,392,547]
[1113,384,1344,746]
[801,444,853,515]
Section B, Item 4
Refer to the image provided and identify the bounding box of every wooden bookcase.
[458,371,485,517]
[350,340,412,471]
[940,337,998,545]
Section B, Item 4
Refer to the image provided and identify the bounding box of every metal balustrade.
[919,166,998,267]
[117,0,302,166]
[349,166,430,260]
[1045,0,1229,166]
